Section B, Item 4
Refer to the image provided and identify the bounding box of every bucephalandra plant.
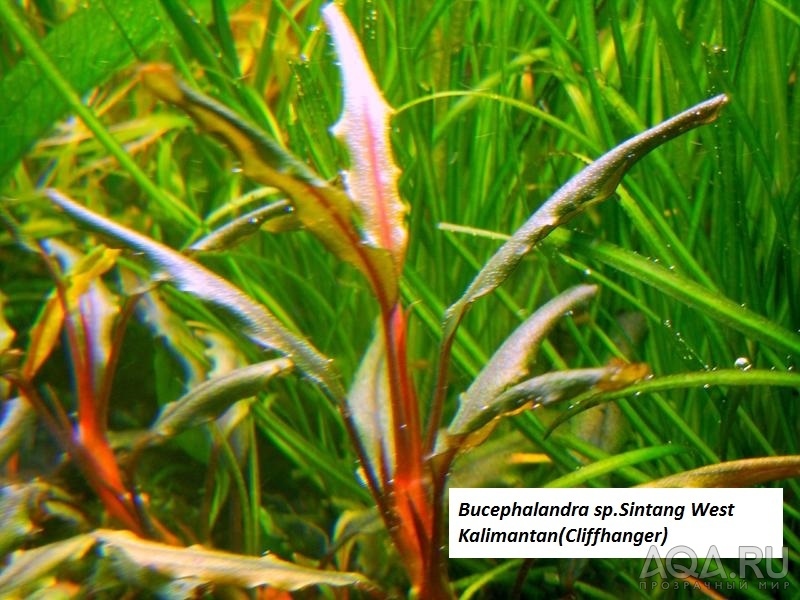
[2,2,800,598]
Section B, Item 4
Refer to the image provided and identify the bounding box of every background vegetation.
[1,0,798,597]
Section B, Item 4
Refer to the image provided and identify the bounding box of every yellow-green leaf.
[93,529,372,592]
[0,534,94,596]
[22,241,120,380]
[639,456,800,488]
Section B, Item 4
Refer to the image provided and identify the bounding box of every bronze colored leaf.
[447,285,597,439]
[639,456,800,488]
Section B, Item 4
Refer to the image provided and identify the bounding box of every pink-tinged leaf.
[140,64,398,309]
[322,3,407,272]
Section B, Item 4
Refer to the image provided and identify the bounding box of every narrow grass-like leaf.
[145,358,293,444]
[139,64,398,309]
[0,534,94,596]
[545,445,687,488]
[447,284,597,439]
[0,0,167,180]
[443,94,729,339]
[551,229,800,355]
[94,529,371,591]
[548,369,800,436]
[347,325,393,487]
[639,456,800,488]
[188,200,293,253]
[322,3,408,272]
[0,2,197,227]
[45,190,341,397]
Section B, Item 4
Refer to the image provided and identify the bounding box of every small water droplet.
[734,357,752,371]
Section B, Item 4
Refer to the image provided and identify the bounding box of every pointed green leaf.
[444,94,729,338]
[639,456,800,488]
[93,529,372,591]
[145,358,293,444]
[139,64,397,309]
[347,324,393,487]
[545,445,687,488]
[323,3,408,271]
[46,190,342,397]
[446,285,597,438]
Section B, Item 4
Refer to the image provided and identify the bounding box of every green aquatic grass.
[1,0,798,597]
